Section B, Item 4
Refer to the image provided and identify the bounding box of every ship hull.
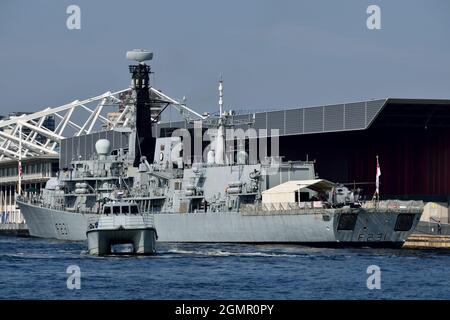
[18,200,420,248]
[87,228,157,255]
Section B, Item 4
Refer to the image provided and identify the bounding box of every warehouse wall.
[279,125,450,200]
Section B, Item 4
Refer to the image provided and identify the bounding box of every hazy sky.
[1,0,450,118]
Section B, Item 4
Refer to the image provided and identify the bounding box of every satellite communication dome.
[126,49,153,63]
[45,177,59,190]
[95,139,111,156]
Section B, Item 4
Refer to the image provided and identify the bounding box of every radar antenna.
[127,49,154,167]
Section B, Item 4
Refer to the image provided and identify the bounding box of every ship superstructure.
[17,50,424,247]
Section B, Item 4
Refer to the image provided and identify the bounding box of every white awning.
[262,179,335,195]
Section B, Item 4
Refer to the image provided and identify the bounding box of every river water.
[0,235,449,299]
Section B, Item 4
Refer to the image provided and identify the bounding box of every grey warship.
[17,50,424,247]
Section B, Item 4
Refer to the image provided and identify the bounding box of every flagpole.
[18,124,22,196]
[372,155,380,203]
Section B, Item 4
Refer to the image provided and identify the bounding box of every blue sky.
[1,0,449,117]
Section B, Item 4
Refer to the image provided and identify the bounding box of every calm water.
[0,235,449,300]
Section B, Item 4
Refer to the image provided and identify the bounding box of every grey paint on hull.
[86,228,157,255]
[19,200,419,246]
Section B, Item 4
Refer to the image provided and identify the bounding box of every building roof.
[154,98,450,138]
[262,179,335,195]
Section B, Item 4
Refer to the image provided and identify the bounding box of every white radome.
[126,49,153,63]
[95,139,111,156]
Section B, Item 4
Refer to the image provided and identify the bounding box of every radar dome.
[95,139,111,157]
[126,49,153,63]
[45,178,59,190]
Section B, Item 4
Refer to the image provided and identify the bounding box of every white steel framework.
[0,87,206,162]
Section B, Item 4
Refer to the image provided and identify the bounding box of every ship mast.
[219,74,224,117]
[215,76,226,165]
[126,49,154,167]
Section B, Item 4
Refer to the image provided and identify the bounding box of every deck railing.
[241,200,424,215]
[87,214,155,230]
[17,196,98,214]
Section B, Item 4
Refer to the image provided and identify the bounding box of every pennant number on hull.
[55,223,69,237]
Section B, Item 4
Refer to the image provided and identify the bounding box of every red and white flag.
[375,156,381,195]
[18,162,23,178]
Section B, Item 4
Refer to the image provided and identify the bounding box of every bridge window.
[113,206,121,214]
[130,205,139,214]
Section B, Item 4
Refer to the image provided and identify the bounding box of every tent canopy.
[261,179,335,204]
[262,179,335,195]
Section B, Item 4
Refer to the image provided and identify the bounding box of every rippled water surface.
[1,236,449,299]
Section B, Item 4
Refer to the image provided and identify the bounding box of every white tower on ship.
[214,75,225,165]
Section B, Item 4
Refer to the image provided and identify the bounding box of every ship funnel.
[95,139,111,160]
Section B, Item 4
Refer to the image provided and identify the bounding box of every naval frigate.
[17,50,424,247]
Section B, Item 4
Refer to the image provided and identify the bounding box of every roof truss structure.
[0,89,133,161]
[0,87,207,162]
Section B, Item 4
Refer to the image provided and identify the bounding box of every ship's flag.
[18,162,23,178]
[375,156,381,195]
